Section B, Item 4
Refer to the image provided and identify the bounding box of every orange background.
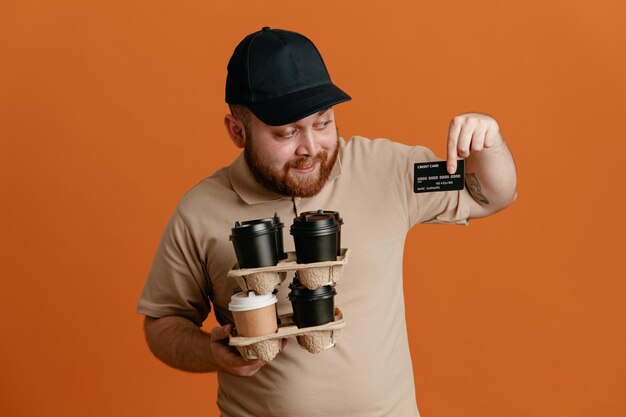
[2,1,625,416]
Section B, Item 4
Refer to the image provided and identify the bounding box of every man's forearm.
[465,138,517,216]
[144,316,218,373]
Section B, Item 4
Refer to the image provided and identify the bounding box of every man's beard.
[244,134,339,198]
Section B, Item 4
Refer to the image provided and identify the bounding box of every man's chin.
[285,173,325,198]
[288,176,320,190]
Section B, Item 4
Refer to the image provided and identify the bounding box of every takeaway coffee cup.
[299,210,343,256]
[230,220,279,268]
[242,213,287,260]
[288,278,336,328]
[290,211,338,264]
[229,291,279,337]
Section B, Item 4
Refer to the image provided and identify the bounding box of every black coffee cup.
[299,210,343,256]
[242,213,287,260]
[288,279,336,328]
[230,220,279,268]
[290,212,338,264]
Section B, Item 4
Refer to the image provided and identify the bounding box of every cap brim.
[246,83,351,126]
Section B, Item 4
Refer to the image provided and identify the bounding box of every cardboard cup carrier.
[227,211,348,362]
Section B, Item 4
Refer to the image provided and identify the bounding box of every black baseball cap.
[225,27,351,126]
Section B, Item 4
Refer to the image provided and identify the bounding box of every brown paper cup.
[229,292,278,337]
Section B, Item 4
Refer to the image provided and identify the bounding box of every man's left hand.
[447,113,503,174]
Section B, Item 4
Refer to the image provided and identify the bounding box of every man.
[138,27,517,416]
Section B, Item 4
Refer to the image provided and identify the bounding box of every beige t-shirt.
[138,136,471,417]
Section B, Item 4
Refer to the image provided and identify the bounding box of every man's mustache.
[286,151,328,170]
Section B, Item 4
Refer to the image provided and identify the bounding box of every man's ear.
[224,114,246,148]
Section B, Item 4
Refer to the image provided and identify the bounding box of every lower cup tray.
[227,249,350,294]
[229,308,346,362]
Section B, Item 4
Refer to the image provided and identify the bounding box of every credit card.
[414,160,465,193]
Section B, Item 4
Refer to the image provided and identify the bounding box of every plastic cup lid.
[242,212,284,228]
[300,209,343,225]
[230,220,275,239]
[288,282,336,300]
[291,212,337,235]
[228,291,278,312]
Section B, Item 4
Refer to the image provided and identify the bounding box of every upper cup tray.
[227,248,350,294]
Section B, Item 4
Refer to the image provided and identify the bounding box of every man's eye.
[317,120,332,129]
[281,130,297,138]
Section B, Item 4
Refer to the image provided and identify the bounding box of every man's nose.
[295,129,319,156]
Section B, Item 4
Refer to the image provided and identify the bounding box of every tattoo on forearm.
[465,173,490,205]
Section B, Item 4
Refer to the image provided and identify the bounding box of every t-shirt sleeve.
[136,209,211,326]
[403,145,472,228]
